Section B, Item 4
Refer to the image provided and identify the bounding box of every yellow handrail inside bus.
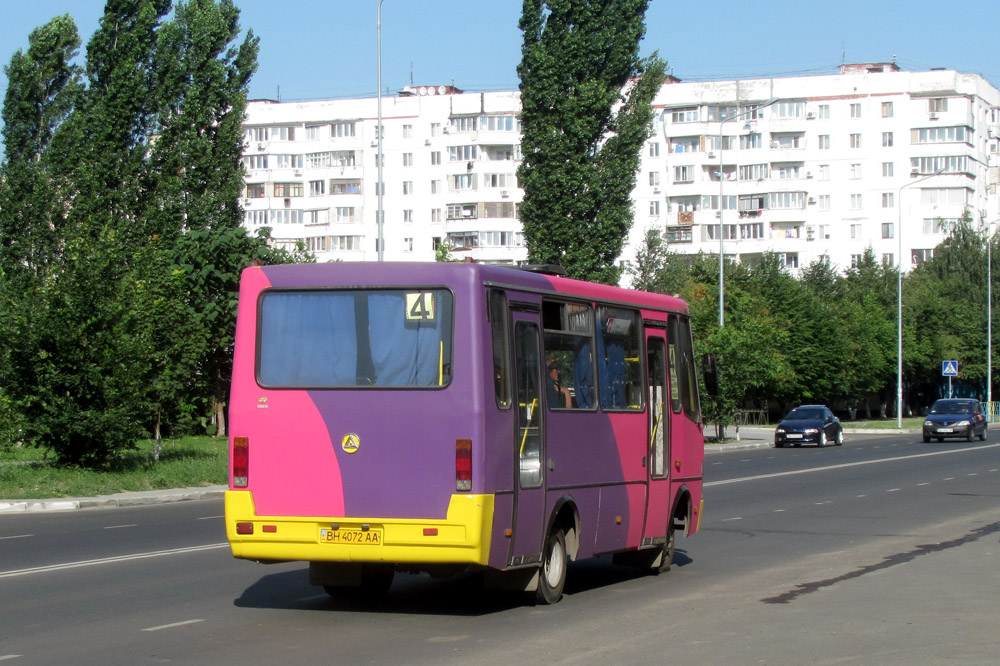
[519,398,538,456]
[649,401,664,448]
[439,340,444,385]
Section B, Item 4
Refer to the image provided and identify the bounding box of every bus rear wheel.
[536,528,567,604]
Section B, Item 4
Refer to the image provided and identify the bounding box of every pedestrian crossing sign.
[942,361,959,376]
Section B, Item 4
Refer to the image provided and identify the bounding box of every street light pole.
[896,167,945,427]
[717,98,777,328]
[376,0,385,262]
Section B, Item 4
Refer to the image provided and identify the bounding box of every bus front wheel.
[536,528,567,604]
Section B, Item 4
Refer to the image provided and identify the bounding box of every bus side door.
[643,326,672,543]
[508,309,547,566]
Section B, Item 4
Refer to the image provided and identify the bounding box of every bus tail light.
[233,436,249,487]
[456,438,472,491]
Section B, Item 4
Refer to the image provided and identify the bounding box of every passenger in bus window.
[546,358,573,408]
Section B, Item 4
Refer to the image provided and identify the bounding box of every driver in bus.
[547,357,573,408]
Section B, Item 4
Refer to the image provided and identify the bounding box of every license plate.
[319,527,382,545]
[787,434,803,439]
[937,428,953,433]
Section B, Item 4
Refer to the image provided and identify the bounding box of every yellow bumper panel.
[225,490,494,566]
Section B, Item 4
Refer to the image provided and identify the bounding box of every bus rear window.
[257,289,454,388]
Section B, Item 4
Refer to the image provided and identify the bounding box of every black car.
[922,398,987,442]
[775,405,843,448]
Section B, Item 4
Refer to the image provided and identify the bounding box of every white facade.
[241,65,1000,275]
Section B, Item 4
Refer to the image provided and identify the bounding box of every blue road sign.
[942,360,959,376]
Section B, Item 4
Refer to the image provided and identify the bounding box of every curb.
[0,486,226,513]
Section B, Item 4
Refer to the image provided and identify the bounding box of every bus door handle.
[548,458,555,471]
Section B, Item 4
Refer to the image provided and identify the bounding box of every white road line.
[705,442,1000,487]
[0,656,22,661]
[0,543,229,579]
[103,524,138,530]
[887,488,901,492]
[142,619,204,632]
[943,477,955,481]
[722,517,743,522]
[197,515,224,520]
[0,534,33,541]
[917,482,930,486]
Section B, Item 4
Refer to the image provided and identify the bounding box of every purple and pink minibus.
[225,261,705,603]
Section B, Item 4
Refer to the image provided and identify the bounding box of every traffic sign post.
[942,360,958,398]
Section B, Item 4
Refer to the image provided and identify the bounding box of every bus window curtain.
[368,293,440,386]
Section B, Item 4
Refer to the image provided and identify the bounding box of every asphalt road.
[1,431,998,665]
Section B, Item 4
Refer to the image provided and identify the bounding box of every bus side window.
[541,300,595,410]
[596,306,642,411]
[489,289,511,409]
[666,316,682,414]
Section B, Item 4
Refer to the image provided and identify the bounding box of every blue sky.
[1,0,998,105]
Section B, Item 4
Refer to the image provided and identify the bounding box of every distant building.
[241,65,1000,276]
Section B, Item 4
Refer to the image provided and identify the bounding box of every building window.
[309,180,325,196]
[273,182,303,197]
[882,253,895,267]
[775,101,804,118]
[882,192,895,208]
[913,126,970,144]
[882,222,894,239]
[774,165,801,179]
[882,132,894,147]
[402,181,414,195]
[648,172,661,187]
[740,133,762,150]
[817,164,830,180]
[245,183,265,198]
[332,122,355,137]
[430,122,441,137]
[850,193,863,210]
[882,101,893,118]
[851,254,862,268]
[402,124,413,138]
[332,235,361,251]
[850,224,862,239]
[912,249,933,264]
[670,107,699,123]
[403,237,413,252]
[305,125,324,141]
[430,151,441,165]
[818,104,830,119]
[450,174,475,191]
[450,116,477,132]
[649,142,660,157]
[403,153,413,167]
[649,200,660,216]
[883,162,894,177]
[780,253,799,269]
[403,209,413,224]
[818,135,830,150]
[928,98,948,113]
[818,194,831,210]
[673,166,693,183]
[335,207,355,223]
[244,155,268,170]
[449,145,478,162]
[850,163,862,179]
[274,154,303,169]
[304,210,326,225]
[430,180,440,194]
[482,114,517,132]
[850,103,862,118]
[850,133,862,149]
[911,155,970,175]
[738,163,769,181]
[770,192,805,209]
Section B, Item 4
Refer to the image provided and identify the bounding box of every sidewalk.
[2,426,917,512]
[0,485,226,513]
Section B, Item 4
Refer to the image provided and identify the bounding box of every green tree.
[517,0,666,284]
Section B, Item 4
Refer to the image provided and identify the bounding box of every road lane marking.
[197,515,224,520]
[103,524,138,530]
[0,656,22,661]
[0,543,229,579]
[887,488,901,492]
[917,482,929,486]
[142,619,204,632]
[706,442,1000,487]
[0,534,33,541]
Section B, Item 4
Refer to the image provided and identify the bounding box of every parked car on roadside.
[922,399,987,442]
[775,405,843,448]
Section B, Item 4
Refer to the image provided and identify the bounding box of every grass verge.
[0,436,227,500]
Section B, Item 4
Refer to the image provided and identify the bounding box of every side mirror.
[702,353,719,397]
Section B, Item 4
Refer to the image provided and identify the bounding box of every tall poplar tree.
[517,0,666,284]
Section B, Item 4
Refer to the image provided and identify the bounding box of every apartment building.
[241,64,1000,275]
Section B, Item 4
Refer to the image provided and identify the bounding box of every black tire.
[818,431,826,447]
[536,527,568,604]
[922,433,930,443]
[775,440,784,448]
[967,427,975,442]
[980,428,987,441]
[835,429,844,446]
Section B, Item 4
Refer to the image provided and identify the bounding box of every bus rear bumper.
[225,490,494,567]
